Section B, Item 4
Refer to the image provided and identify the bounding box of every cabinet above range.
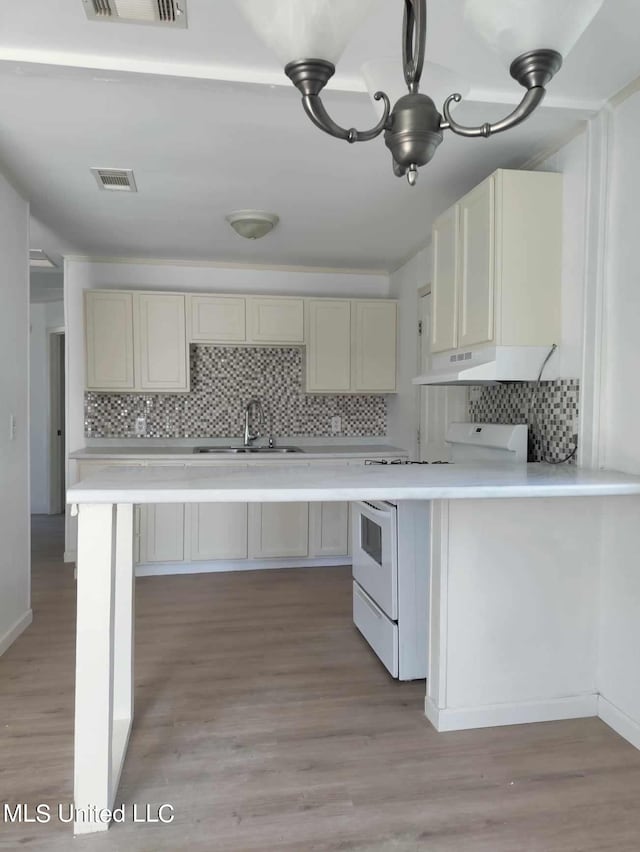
[416,168,563,386]
[84,290,397,394]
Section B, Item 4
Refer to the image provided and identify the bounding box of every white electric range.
[351,423,528,681]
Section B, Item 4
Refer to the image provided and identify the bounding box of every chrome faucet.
[243,398,266,447]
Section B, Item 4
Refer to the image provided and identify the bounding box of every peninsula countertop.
[67,461,640,504]
[69,444,408,461]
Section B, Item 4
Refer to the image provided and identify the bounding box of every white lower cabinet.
[309,502,350,557]
[248,502,310,559]
[76,459,379,569]
[186,502,248,561]
[139,503,185,563]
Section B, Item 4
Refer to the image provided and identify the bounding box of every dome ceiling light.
[226,210,280,240]
[236,0,604,186]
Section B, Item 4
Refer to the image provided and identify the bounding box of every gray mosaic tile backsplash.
[85,345,386,439]
[468,379,579,463]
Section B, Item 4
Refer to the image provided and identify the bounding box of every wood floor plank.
[1,515,640,851]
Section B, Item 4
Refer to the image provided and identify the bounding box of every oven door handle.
[357,501,395,522]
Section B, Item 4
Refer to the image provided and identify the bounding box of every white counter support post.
[113,504,135,721]
[73,503,135,836]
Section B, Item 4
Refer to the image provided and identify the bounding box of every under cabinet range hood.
[413,345,560,386]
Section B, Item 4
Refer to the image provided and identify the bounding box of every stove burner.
[364,459,450,465]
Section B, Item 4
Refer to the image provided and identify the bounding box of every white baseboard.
[0,610,33,657]
[425,693,599,732]
[136,556,351,577]
[598,695,640,752]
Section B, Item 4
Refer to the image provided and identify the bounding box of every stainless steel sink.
[193,446,302,454]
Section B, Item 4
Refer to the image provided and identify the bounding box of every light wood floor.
[2,516,640,851]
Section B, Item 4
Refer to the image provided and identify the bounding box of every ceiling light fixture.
[29,250,58,269]
[226,210,280,240]
[236,0,604,185]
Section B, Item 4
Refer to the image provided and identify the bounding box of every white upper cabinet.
[135,293,189,391]
[306,299,352,393]
[189,295,246,343]
[458,177,495,349]
[306,299,398,394]
[85,291,135,390]
[85,290,397,394]
[497,170,562,346]
[85,290,188,392]
[430,169,562,354]
[352,301,397,392]
[431,205,459,354]
[248,297,304,344]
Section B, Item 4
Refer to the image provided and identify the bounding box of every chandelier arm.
[300,91,391,143]
[403,0,427,93]
[441,86,547,138]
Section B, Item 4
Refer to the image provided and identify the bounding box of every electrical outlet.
[135,416,146,438]
[331,416,341,434]
[8,414,16,441]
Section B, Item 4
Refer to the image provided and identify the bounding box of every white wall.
[0,171,31,656]
[595,90,640,747]
[601,93,640,477]
[387,248,431,456]
[30,300,64,513]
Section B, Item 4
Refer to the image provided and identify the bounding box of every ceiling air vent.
[91,168,138,192]
[82,0,187,27]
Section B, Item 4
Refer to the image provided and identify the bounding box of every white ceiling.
[2,0,639,273]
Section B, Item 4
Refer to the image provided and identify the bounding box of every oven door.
[351,501,398,620]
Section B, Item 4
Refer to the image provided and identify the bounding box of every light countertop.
[67,461,640,504]
[69,444,408,461]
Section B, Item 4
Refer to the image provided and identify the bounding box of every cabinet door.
[248,502,309,558]
[187,502,248,560]
[248,297,304,343]
[431,206,459,353]
[135,293,189,391]
[85,291,135,390]
[139,503,185,563]
[309,502,349,557]
[352,301,397,392]
[458,176,495,348]
[189,295,246,342]
[306,300,351,392]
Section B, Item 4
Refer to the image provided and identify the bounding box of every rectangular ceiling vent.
[83,0,187,27]
[91,168,138,192]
